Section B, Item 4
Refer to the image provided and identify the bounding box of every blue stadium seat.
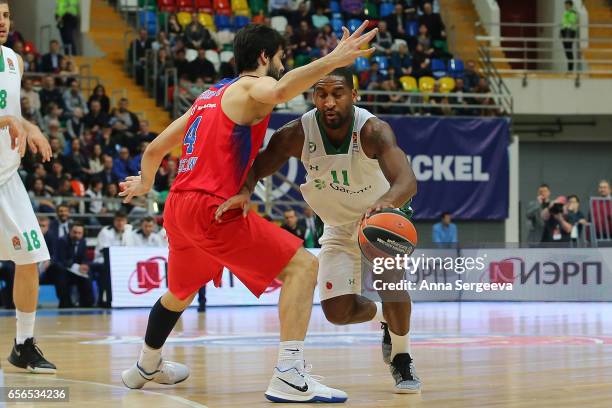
[354,57,370,73]
[372,55,389,71]
[379,2,395,18]
[138,10,158,36]
[431,59,447,79]
[448,58,465,78]
[330,1,340,13]
[405,20,419,38]
[347,19,362,33]
[234,15,250,29]
[331,17,344,33]
[214,14,231,31]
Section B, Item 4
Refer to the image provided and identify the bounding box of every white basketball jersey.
[300,107,390,227]
[0,46,22,186]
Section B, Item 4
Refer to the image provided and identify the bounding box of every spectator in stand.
[23,51,39,72]
[526,183,551,244]
[359,60,383,90]
[47,120,68,154]
[432,212,458,246]
[188,48,216,83]
[53,222,94,308]
[62,138,89,180]
[561,0,578,72]
[154,158,177,194]
[184,13,215,50]
[62,79,88,116]
[418,2,446,40]
[281,209,306,241]
[56,0,79,55]
[104,183,122,214]
[40,75,66,115]
[566,195,587,243]
[173,49,190,81]
[293,20,316,57]
[219,57,237,79]
[43,102,64,134]
[28,177,55,213]
[26,163,48,190]
[6,25,24,49]
[129,28,152,85]
[99,125,117,156]
[113,147,138,181]
[379,77,406,115]
[385,3,408,41]
[137,120,157,143]
[66,107,85,139]
[290,2,312,27]
[131,141,148,173]
[269,0,292,17]
[96,154,119,186]
[311,6,329,29]
[110,98,140,146]
[167,14,182,41]
[41,39,64,73]
[411,43,432,78]
[21,97,44,129]
[391,42,412,76]
[88,144,104,174]
[130,216,165,247]
[87,85,111,114]
[156,48,174,103]
[463,60,481,91]
[85,177,106,219]
[12,40,24,56]
[21,78,41,112]
[84,99,110,132]
[417,24,434,57]
[373,20,394,56]
[53,178,77,210]
[49,204,72,242]
[152,31,171,54]
[449,77,468,115]
[470,78,496,116]
[92,211,134,307]
[341,0,365,18]
[541,196,573,244]
[46,140,65,173]
[319,25,339,53]
[598,179,611,198]
[58,57,78,86]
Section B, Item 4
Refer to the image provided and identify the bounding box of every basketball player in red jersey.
[118,23,377,403]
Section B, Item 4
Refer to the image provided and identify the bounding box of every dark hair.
[567,194,579,202]
[71,220,85,229]
[565,1,573,6]
[114,210,128,219]
[441,212,451,219]
[57,203,70,211]
[142,216,155,223]
[539,183,550,189]
[233,24,285,73]
[320,67,355,90]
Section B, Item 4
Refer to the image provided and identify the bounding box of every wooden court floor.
[1,302,611,408]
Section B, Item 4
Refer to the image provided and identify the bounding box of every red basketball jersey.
[171,78,271,199]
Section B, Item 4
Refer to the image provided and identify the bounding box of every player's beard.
[267,64,283,81]
[322,110,348,129]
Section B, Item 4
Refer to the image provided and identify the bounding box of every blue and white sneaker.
[265,360,348,403]
[121,359,190,389]
[390,353,421,394]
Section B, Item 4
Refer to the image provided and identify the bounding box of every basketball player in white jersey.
[216,67,420,393]
[0,0,56,373]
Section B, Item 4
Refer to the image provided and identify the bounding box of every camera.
[550,203,564,214]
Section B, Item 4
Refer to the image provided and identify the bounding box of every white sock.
[374,302,386,323]
[138,343,162,373]
[389,329,411,361]
[16,310,36,345]
[277,341,304,371]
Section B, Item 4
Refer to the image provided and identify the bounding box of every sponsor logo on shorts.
[12,236,21,250]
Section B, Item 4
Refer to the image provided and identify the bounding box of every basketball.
[358,209,418,262]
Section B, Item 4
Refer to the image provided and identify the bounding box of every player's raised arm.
[119,110,191,203]
[249,22,377,105]
[215,119,304,220]
[362,118,417,217]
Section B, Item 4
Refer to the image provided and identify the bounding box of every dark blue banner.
[265,114,510,221]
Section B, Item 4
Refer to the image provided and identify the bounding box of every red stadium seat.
[213,0,232,16]
[157,0,176,12]
[176,0,195,12]
[194,0,212,12]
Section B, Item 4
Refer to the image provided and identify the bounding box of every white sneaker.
[265,360,348,403]
[121,359,190,389]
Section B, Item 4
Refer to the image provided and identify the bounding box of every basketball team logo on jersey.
[351,131,359,152]
[7,58,14,71]
[12,236,21,250]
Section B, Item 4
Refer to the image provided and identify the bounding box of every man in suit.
[48,204,71,243]
[41,40,65,73]
[95,154,119,187]
[53,222,94,308]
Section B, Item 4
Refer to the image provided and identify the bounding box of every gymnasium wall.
[9,0,60,53]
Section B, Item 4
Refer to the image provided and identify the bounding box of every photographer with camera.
[541,196,574,243]
[526,184,551,244]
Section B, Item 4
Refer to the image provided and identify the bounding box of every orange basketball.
[358,209,418,262]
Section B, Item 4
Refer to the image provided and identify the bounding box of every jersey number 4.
[183,116,202,155]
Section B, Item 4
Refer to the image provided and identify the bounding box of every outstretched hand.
[328,21,378,68]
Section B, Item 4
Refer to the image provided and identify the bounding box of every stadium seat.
[234,15,250,30]
[232,0,250,16]
[372,55,389,71]
[448,58,464,78]
[352,74,359,90]
[331,17,344,34]
[364,1,379,19]
[198,13,216,31]
[431,59,447,79]
[139,0,158,9]
[158,0,176,12]
[399,76,417,92]
[220,50,234,63]
[214,0,232,16]
[138,10,158,36]
[354,57,370,72]
[214,13,232,30]
[438,77,456,93]
[176,11,192,28]
[347,19,362,34]
[294,54,311,67]
[433,39,448,53]
[405,20,419,38]
[249,0,266,15]
[194,0,213,12]
[205,49,221,71]
[418,76,435,93]
[379,2,395,18]
[330,1,340,13]
[216,30,235,46]
[270,16,288,33]
[177,0,195,12]
[185,48,198,62]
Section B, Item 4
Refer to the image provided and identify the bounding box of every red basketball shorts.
[163,190,303,300]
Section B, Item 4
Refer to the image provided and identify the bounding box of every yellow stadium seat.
[438,77,456,93]
[399,76,417,92]
[352,74,359,90]
[419,76,435,93]
[232,0,250,15]
[198,13,216,32]
[177,12,192,28]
